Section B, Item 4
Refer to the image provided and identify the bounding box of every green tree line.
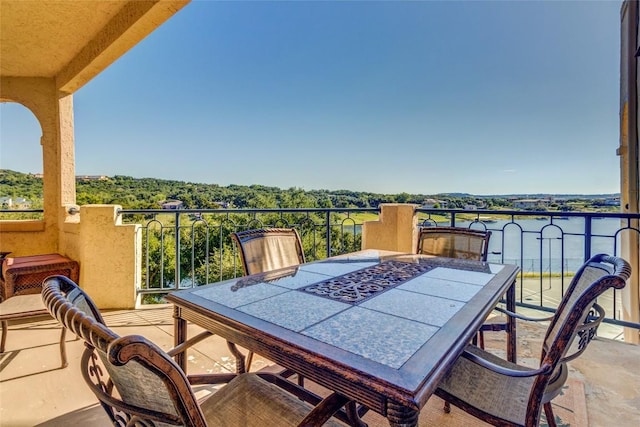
[0,169,511,210]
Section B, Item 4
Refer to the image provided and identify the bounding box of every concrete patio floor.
[0,304,638,427]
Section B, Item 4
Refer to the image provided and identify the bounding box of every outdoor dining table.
[166,249,519,427]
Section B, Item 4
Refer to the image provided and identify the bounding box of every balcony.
[1,303,639,426]
[1,205,640,425]
[2,1,640,424]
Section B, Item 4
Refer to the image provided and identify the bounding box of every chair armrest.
[167,330,213,357]
[493,306,554,322]
[462,348,553,378]
[297,392,350,427]
[187,373,238,385]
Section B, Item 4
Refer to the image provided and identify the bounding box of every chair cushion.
[0,294,49,320]
[437,345,536,425]
[242,235,302,275]
[200,373,346,427]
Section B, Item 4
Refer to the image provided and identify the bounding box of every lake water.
[451,217,630,274]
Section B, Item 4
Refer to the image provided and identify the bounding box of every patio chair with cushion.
[0,293,68,368]
[231,227,306,371]
[417,226,520,366]
[416,226,491,261]
[0,252,79,368]
[41,275,349,427]
[231,228,306,276]
[417,226,497,413]
[434,253,631,427]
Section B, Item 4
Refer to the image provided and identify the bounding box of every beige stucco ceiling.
[1,0,189,94]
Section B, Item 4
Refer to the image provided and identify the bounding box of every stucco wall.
[361,204,418,253]
[75,205,141,309]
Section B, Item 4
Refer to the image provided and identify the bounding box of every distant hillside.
[0,169,620,211]
[468,193,620,199]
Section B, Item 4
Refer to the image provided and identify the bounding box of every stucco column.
[0,77,76,255]
[78,205,140,309]
[361,204,418,253]
[620,1,640,344]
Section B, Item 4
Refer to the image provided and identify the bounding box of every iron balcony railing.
[117,207,640,330]
[416,207,640,330]
[118,208,376,303]
[2,207,639,331]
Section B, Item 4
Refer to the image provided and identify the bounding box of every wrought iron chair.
[0,252,76,368]
[42,275,349,427]
[416,226,491,261]
[434,254,631,427]
[231,228,306,276]
[417,226,495,413]
[231,228,306,372]
[0,293,67,368]
[417,226,520,363]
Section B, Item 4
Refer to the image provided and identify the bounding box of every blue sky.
[0,1,623,195]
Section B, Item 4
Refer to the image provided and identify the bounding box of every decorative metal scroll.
[300,260,435,304]
[577,307,599,351]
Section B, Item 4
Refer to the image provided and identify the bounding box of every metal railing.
[118,208,377,303]
[2,207,639,330]
[416,208,640,330]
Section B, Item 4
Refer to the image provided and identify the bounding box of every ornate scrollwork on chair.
[434,254,631,427]
[42,275,350,427]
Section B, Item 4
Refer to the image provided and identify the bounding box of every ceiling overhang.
[1,0,189,95]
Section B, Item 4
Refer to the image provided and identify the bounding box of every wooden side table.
[1,253,79,300]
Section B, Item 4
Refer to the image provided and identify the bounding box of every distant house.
[604,197,620,206]
[422,199,447,209]
[513,199,549,209]
[76,175,108,181]
[0,197,32,209]
[464,204,478,210]
[161,200,183,210]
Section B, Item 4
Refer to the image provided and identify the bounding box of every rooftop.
[0,305,638,426]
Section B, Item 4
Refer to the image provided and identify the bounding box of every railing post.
[584,215,592,262]
[325,211,331,258]
[175,212,181,291]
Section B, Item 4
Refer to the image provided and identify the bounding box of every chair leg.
[543,402,557,427]
[59,327,68,368]
[478,330,485,349]
[1,320,7,353]
[248,348,306,387]
[246,350,254,371]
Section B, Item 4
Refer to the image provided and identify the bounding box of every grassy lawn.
[339,212,379,223]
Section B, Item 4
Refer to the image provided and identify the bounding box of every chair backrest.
[42,275,208,427]
[527,254,630,422]
[231,228,306,275]
[541,254,630,362]
[416,227,491,261]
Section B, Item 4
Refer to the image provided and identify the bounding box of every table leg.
[387,401,418,427]
[227,341,247,374]
[173,306,187,372]
[506,279,517,363]
[346,401,368,427]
